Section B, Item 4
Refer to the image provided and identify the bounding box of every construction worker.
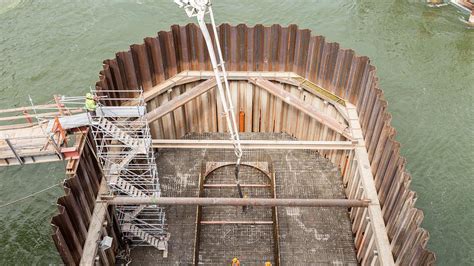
[85,92,97,116]
[231,257,240,266]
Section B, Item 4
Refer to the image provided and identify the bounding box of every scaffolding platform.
[45,106,146,131]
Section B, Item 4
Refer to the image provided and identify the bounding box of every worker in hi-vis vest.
[231,257,240,266]
[85,92,98,116]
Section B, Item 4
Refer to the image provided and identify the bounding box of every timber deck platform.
[0,106,147,166]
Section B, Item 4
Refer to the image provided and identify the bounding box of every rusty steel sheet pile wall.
[91,24,435,264]
[51,130,121,265]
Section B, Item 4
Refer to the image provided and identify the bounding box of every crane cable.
[0,181,62,209]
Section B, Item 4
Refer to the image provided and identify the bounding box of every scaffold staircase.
[121,222,170,257]
[87,89,169,257]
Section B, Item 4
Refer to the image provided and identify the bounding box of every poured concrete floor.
[130,133,357,266]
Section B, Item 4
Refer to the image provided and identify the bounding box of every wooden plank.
[248,78,352,140]
[200,221,273,225]
[0,122,41,131]
[109,197,370,207]
[162,90,177,139]
[119,76,201,104]
[183,83,197,133]
[177,70,299,80]
[199,87,211,132]
[271,171,281,266]
[203,184,271,188]
[152,139,355,150]
[142,78,217,124]
[346,104,395,265]
[231,78,239,129]
[215,78,225,133]
[172,84,186,138]
[79,179,109,265]
[0,103,59,114]
[260,81,269,132]
[242,82,252,132]
[194,87,203,132]
[0,109,83,122]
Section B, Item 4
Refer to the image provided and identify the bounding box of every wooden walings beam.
[79,179,109,265]
[143,76,201,102]
[203,184,271,188]
[107,197,370,207]
[152,139,356,150]
[177,70,300,80]
[200,221,273,225]
[142,77,217,124]
[248,78,352,140]
[346,104,395,265]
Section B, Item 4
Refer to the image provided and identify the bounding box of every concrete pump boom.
[175,0,244,198]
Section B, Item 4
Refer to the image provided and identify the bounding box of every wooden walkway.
[0,104,146,166]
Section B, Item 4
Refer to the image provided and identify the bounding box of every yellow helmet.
[232,257,239,262]
[86,93,93,99]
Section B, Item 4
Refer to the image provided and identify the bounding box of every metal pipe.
[107,197,370,207]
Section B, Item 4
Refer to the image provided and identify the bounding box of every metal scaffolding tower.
[88,89,170,257]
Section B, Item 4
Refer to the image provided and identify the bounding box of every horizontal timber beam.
[248,77,353,140]
[143,76,201,102]
[106,196,370,207]
[80,179,109,266]
[176,70,299,80]
[203,184,270,188]
[346,104,395,265]
[146,71,345,109]
[152,139,356,150]
[200,221,273,225]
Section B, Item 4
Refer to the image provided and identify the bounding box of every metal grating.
[130,132,357,265]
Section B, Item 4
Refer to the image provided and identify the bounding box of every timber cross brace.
[133,70,354,141]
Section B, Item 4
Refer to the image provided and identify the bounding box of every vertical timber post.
[271,172,281,266]
[193,170,205,265]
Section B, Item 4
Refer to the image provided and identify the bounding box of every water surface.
[0,0,472,264]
